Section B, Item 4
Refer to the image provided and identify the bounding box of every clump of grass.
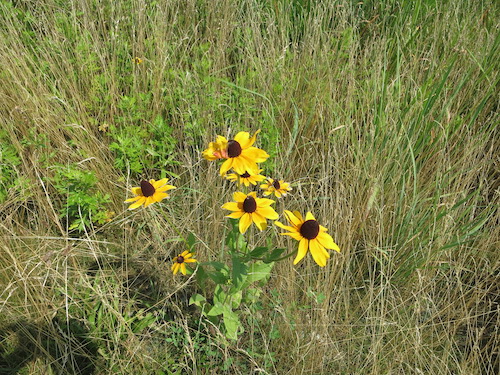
[0,0,498,374]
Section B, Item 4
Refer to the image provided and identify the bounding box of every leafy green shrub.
[108,94,178,176]
[52,164,111,231]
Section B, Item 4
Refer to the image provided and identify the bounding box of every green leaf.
[264,248,286,263]
[207,302,224,317]
[222,307,240,340]
[209,271,229,284]
[189,294,206,307]
[187,232,196,249]
[231,255,248,290]
[243,261,274,288]
[248,246,269,258]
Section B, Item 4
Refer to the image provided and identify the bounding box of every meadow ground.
[0,0,498,374]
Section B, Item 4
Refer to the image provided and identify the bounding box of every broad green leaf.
[222,307,240,340]
[189,294,206,307]
[207,302,224,317]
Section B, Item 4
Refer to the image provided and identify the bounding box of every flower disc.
[300,220,320,240]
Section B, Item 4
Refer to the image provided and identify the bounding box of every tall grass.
[0,0,498,373]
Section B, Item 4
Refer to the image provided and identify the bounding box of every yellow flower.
[260,178,292,198]
[124,178,176,209]
[172,250,197,275]
[275,210,340,267]
[226,169,266,186]
[222,191,279,234]
[134,56,143,65]
[202,130,269,176]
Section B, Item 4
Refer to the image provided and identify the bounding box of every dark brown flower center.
[300,220,320,240]
[141,180,156,197]
[272,179,281,190]
[241,171,251,178]
[176,256,185,263]
[227,140,242,158]
[242,196,257,213]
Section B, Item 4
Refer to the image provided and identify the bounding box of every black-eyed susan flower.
[124,178,176,210]
[134,56,143,65]
[226,169,266,187]
[202,130,269,176]
[275,210,340,267]
[222,191,279,234]
[172,250,197,275]
[260,178,292,198]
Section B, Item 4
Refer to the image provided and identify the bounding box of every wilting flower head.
[222,191,279,234]
[275,210,340,267]
[172,250,197,275]
[260,178,292,198]
[124,178,176,210]
[202,130,269,176]
[226,169,266,187]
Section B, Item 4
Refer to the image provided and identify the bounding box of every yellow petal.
[153,178,168,188]
[305,212,316,221]
[180,263,187,275]
[181,250,190,257]
[143,196,156,207]
[234,131,251,149]
[243,147,269,163]
[222,202,240,211]
[131,187,142,195]
[257,205,279,220]
[256,197,275,207]
[233,191,247,202]
[154,192,168,202]
[293,238,309,265]
[128,197,146,209]
[309,239,329,267]
[282,231,304,241]
[284,210,303,228]
[220,159,233,176]
[185,258,196,263]
[156,184,176,192]
[252,212,267,231]
[124,196,141,203]
[239,213,252,234]
[227,211,245,219]
[172,263,180,274]
[260,184,269,189]
[317,232,340,252]
[274,221,295,231]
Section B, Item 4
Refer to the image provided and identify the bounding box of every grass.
[0,0,498,373]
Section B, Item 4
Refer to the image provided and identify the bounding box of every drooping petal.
[309,239,330,267]
[284,210,303,228]
[252,211,267,231]
[124,196,141,203]
[239,213,253,234]
[317,232,340,252]
[143,196,155,207]
[128,196,146,209]
[293,238,309,265]
[172,263,180,274]
[180,263,187,275]
[274,221,297,232]
[219,158,234,175]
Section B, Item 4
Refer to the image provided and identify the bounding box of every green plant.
[52,164,111,231]
[0,131,21,203]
